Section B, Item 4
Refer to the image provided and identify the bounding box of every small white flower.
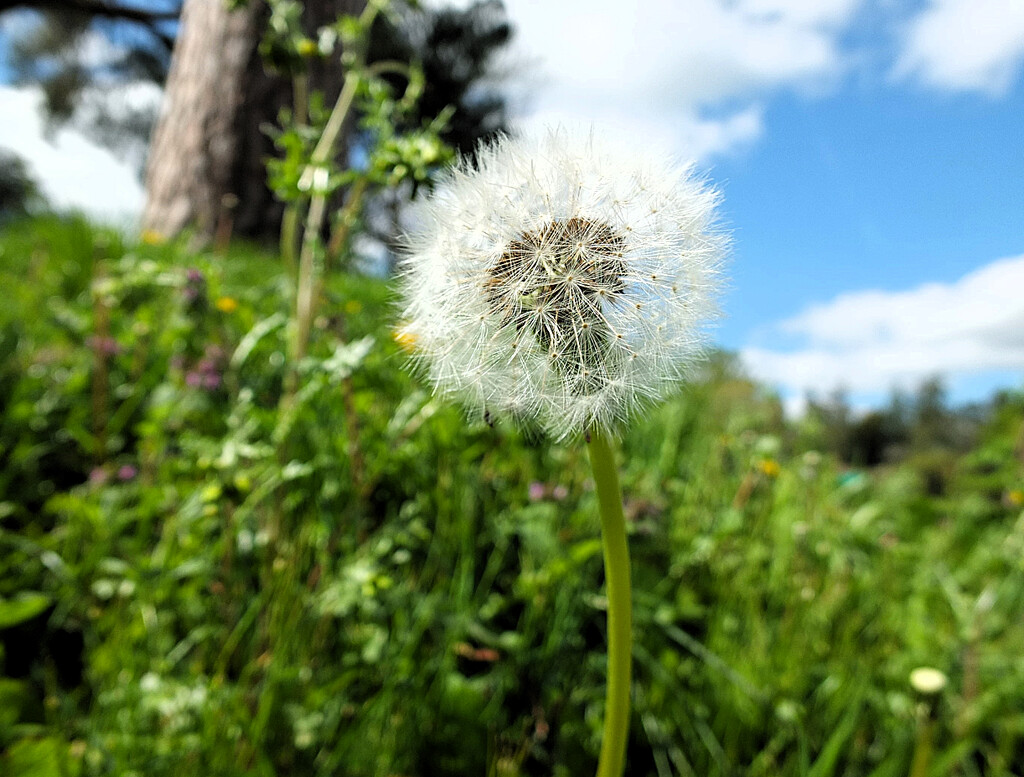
[399,129,726,440]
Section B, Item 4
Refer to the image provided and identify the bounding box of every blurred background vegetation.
[2,0,1024,775]
[2,215,1022,776]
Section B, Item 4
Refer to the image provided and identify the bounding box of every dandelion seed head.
[399,128,727,440]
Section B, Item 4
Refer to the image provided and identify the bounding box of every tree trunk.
[141,0,259,239]
[142,0,364,242]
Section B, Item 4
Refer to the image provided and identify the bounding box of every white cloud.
[675,106,765,161]
[513,104,764,164]
[502,0,865,161]
[0,84,146,224]
[893,0,1024,94]
[741,0,864,28]
[742,254,1024,397]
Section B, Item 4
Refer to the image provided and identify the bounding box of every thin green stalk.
[287,68,360,373]
[587,428,633,777]
[293,72,309,127]
[293,192,328,363]
[909,715,933,777]
[280,202,302,276]
[288,0,382,370]
[326,175,369,265]
[279,73,308,273]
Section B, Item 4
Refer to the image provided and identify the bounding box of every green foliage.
[2,216,1024,776]
[264,0,455,212]
[0,149,44,220]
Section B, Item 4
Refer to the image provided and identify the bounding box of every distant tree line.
[796,376,1014,483]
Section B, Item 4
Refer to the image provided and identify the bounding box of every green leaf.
[3,737,62,777]
[322,336,374,382]
[0,592,51,629]
[0,679,27,729]
[807,696,864,777]
[231,312,287,369]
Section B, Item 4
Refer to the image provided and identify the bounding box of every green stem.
[280,202,302,277]
[286,0,382,369]
[293,72,309,127]
[288,69,361,370]
[587,428,632,777]
[293,192,328,364]
[909,714,934,777]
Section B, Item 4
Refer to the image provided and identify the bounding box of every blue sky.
[722,83,1024,408]
[719,85,1024,343]
[2,0,1023,410]
[498,0,1024,409]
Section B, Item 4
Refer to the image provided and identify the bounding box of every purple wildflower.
[87,336,123,356]
[183,268,207,306]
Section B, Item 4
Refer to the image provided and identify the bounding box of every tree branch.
[0,0,180,25]
[0,0,181,49]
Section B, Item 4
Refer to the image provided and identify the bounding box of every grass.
[1,215,1023,776]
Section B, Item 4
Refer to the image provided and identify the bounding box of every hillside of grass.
[1,216,1023,777]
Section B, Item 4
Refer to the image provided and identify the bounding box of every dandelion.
[909,667,948,777]
[399,129,724,441]
[399,128,726,777]
[910,667,948,695]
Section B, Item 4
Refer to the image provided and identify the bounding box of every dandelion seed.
[399,129,725,440]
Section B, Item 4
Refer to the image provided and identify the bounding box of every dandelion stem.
[909,715,934,777]
[587,428,632,777]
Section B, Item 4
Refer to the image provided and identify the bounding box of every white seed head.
[909,667,948,695]
[398,128,727,440]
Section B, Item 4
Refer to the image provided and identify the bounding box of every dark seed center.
[485,217,628,392]
[486,217,625,336]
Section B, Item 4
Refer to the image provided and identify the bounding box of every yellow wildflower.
[215,296,238,313]
[758,458,781,478]
[393,328,418,353]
